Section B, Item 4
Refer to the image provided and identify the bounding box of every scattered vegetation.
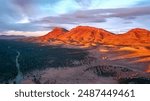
[1,39,149,84]
[0,39,88,83]
[85,65,150,84]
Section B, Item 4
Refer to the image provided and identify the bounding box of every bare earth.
[21,45,150,84]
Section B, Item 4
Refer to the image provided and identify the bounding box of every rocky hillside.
[28,26,150,46]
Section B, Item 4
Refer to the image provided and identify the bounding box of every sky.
[0,0,150,36]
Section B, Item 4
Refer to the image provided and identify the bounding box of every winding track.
[14,51,23,84]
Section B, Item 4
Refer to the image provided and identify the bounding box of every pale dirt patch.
[118,46,138,51]
[22,66,117,84]
[88,45,150,71]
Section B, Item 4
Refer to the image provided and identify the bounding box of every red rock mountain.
[104,28,150,46]
[35,26,150,46]
[39,27,68,42]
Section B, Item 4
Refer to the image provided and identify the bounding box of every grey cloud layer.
[0,0,150,32]
[35,6,150,24]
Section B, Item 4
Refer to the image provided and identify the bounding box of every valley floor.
[22,45,150,84]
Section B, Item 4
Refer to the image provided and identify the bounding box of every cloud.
[34,6,150,25]
[0,21,48,32]
[0,0,150,36]
[3,30,49,36]
[1,0,148,23]
[27,6,150,35]
[107,7,150,18]
[75,0,143,9]
[0,1,22,23]
[12,0,33,14]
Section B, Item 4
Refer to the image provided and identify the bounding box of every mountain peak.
[52,27,68,32]
[29,26,150,46]
[128,28,150,33]
[68,26,114,37]
[71,26,113,33]
[125,28,150,38]
[74,26,100,30]
[39,27,68,42]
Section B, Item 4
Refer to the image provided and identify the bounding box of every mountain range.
[0,35,26,40]
[27,26,150,46]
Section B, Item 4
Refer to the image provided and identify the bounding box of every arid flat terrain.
[22,44,150,84]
